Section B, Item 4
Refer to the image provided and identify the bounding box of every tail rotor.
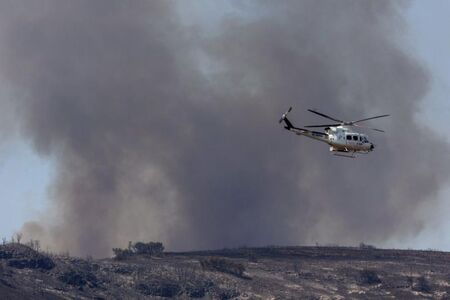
[279,107,292,124]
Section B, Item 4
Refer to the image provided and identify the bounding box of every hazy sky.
[393,0,450,250]
[0,0,449,251]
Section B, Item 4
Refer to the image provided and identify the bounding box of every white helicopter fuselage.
[325,126,373,153]
[291,126,373,153]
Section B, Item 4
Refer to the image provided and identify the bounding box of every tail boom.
[279,107,329,143]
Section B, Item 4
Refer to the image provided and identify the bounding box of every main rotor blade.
[307,109,343,123]
[305,124,341,128]
[353,114,390,124]
[353,124,385,133]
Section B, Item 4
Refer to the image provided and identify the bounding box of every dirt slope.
[1,243,449,299]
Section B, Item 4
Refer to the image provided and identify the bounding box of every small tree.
[134,242,164,256]
[1,237,6,245]
[28,239,41,252]
[35,240,41,252]
[112,248,133,261]
[112,241,165,260]
[15,233,23,244]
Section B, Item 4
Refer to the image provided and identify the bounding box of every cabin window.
[353,135,358,141]
[346,135,352,140]
[359,136,363,141]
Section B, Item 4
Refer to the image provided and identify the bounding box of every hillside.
[1,243,449,299]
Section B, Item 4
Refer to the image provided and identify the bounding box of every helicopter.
[279,107,389,158]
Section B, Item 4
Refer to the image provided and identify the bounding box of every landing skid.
[333,153,355,158]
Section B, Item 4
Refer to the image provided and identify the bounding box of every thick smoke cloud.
[0,0,448,257]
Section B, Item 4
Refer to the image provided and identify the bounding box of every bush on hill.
[112,241,164,260]
[200,257,245,278]
[358,269,381,285]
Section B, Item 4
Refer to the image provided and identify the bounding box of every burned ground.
[1,243,450,299]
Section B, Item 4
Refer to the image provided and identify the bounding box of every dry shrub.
[414,276,432,293]
[200,257,245,277]
[359,269,381,285]
[112,241,164,260]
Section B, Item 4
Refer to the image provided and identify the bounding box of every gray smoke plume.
[0,0,448,257]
